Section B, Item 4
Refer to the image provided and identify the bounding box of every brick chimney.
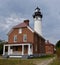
[24,20,29,26]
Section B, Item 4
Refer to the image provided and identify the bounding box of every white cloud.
[0,14,26,32]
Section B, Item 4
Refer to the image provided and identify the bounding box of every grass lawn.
[49,58,60,65]
[0,59,35,65]
[0,55,55,65]
[0,58,45,65]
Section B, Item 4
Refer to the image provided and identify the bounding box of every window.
[23,34,27,42]
[14,35,17,42]
[19,28,22,34]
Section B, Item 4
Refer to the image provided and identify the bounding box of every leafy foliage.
[0,43,3,54]
[56,40,60,58]
[56,40,60,48]
[0,39,6,54]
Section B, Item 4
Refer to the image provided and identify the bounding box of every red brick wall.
[33,33,45,54]
[45,45,54,54]
[8,27,34,43]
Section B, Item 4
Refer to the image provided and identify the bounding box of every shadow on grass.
[32,55,55,59]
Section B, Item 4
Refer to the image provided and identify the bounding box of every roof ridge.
[13,22,28,28]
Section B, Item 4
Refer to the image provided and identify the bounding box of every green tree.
[56,40,60,59]
[56,40,60,48]
[0,43,3,54]
[0,39,6,55]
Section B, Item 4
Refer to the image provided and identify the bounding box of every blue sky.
[0,0,60,44]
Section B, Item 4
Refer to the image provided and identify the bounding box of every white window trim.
[23,34,27,42]
[14,35,17,42]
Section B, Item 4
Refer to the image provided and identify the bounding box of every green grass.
[0,58,50,65]
[0,59,35,65]
[0,58,47,65]
[0,55,55,65]
[49,58,60,65]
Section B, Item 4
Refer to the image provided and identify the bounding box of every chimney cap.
[24,20,29,26]
[24,20,29,22]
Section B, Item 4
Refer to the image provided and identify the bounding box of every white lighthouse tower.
[33,7,43,36]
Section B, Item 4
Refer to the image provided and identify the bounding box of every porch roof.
[4,43,32,46]
[4,42,33,44]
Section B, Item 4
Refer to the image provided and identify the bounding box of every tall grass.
[49,58,60,65]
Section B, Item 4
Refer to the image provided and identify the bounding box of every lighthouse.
[33,7,43,36]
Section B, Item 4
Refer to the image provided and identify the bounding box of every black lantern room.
[33,7,43,18]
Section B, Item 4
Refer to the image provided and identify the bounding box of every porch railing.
[12,51,22,55]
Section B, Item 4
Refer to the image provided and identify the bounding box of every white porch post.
[3,45,5,55]
[10,49,13,54]
[28,44,31,55]
[32,45,33,54]
[30,45,33,55]
[8,45,10,55]
[22,45,24,55]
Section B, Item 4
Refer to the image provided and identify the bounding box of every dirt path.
[36,57,55,65]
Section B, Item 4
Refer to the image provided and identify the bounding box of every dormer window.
[14,35,17,42]
[19,28,22,34]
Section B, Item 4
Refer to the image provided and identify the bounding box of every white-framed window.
[23,34,27,42]
[19,28,22,34]
[14,35,17,42]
